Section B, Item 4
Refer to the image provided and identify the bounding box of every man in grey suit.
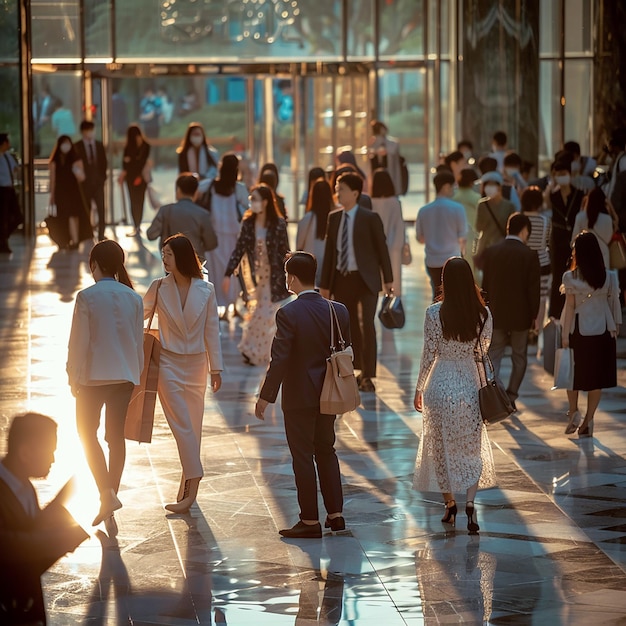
[256,252,350,538]
[147,173,217,260]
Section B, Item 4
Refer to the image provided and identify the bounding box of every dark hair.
[478,156,498,174]
[80,120,95,132]
[162,233,203,279]
[259,162,280,187]
[434,171,455,192]
[50,134,77,163]
[503,152,522,168]
[285,251,317,285]
[371,120,388,135]
[439,257,487,342]
[176,172,199,197]
[551,159,572,173]
[125,124,147,153]
[493,131,507,146]
[214,153,240,196]
[520,186,544,212]
[90,240,134,288]
[307,179,334,240]
[0,132,9,144]
[244,183,282,227]
[563,141,581,156]
[331,164,359,190]
[336,172,363,194]
[7,412,57,455]
[177,122,207,154]
[444,151,464,167]
[507,212,532,237]
[457,139,473,151]
[586,187,608,229]
[372,169,396,198]
[307,167,326,190]
[458,168,478,188]
[570,231,606,289]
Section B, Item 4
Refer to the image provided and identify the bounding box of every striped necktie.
[339,213,349,274]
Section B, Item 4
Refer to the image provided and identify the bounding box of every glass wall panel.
[378,0,425,59]
[539,0,560,55]
[304,76,334,170]
[564,60,592,152]
[0,0,19,61]
[0,66,21,151]
[31,0,81,59]
[117,0,342,61]
[538,61,560,163]
[346,0,373,59]
[565,0,592,54]
[85,0,111,58]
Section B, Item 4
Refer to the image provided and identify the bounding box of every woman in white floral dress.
[413,257,497,533]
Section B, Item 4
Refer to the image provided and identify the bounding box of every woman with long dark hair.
[143,234,223,513]
[205,153,249,315]
[296,178,334,284]
[176,122,219,183]
[561,232,621,436]
[67,240,144,533]
[118,124,151,236]
[223,183,290,365]
[413,257,496,533]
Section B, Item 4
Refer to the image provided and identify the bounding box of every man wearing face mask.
[474,171,515,272]
[503,152,527,195]
[562,141,595,191]
[74,121,108,241]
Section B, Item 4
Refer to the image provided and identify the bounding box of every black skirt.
[570,317,617,391]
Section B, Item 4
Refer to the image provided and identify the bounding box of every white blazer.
[67,279,144,387]
[143,274,223,373]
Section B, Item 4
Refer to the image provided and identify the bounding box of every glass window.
[85,0,111,59]
[565,0,593,54]
[540,0,560,55]
[31,0,81,60]
[0,0,19,61]
[117,0,342,61]
[538,61,561,163]
[346,0,374,59]
[378,0,425,59]
[564,60,592,153]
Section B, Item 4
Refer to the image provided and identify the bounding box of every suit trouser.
[332,271,378,378]
[157,350,207,480]
[283,407,343,521]
[425,266,443,302]
[76,382,134,494]
[488,328,529,401]
[85,183,106,240]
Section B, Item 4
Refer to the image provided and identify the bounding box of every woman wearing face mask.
[177,123,219,184]
[222,183,290,365]
[49,135,91,249]
[546,158,584,319]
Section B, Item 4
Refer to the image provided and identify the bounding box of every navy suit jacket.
[260,291,351,412]
[320,206,393,296]
[482,237,541,331]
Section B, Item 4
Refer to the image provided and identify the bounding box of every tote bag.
[125,280,162,443]
[552,348,574,390]
[320,301,361,415]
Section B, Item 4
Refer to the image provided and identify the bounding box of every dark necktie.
[339,213,349,274]
[89,142,95,165]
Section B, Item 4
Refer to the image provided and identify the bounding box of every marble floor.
[1,223,626,625]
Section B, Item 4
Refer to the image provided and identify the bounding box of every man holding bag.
[255,252,350,538]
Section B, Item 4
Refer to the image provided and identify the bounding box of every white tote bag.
[552,348,574,390]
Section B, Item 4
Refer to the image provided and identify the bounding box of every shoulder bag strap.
[146,278,163,331]
[327,300,347,352]
[484,201,506,238]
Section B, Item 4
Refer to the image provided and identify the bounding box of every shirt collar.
[506,235,524,243]
[298,289,318,296]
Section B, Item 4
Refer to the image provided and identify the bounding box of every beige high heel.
[165,477,200,514]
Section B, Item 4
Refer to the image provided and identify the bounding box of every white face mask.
[571,160,581,173]
[462,150,472,160]
[555,174,570,186]
[84,130,95,141]
[249,199,264,214]
[60,143,72,154]
[505,167,519,178]
[484,184,499,197]
[189,134,204,147]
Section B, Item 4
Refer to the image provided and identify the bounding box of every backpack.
[399,155,409,195]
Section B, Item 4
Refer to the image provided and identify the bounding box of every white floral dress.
[413,302,497,493]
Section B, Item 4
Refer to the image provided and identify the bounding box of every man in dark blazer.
[482,212,541,410]
[74,120,108,241]
[0,413,88,625]
[256,252,350,539]
[320,172,393,393]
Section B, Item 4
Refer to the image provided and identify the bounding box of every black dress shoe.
[279,520,322,538]
[358,377,375,392]
[324,516,345,531]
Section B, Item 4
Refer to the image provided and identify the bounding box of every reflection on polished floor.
[1,226,626,625]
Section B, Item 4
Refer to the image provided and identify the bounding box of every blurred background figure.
[177,122,219,194]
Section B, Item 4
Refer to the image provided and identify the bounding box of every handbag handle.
[146,278,163,332]
[473,314,493,384]
[327,300,346,353]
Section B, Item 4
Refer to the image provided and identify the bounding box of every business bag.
[378,294,405,329]
[320,301,361,415]
[125,279,162,443]
[542,319,561,375]
[552,347,574,390]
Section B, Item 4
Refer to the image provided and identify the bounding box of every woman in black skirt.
[561,232,622,436]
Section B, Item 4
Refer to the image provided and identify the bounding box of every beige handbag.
[320,301,361,415]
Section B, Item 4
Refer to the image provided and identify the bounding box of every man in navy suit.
[320,172,393,393]
[256,252,350,538]
[482,213,541,411]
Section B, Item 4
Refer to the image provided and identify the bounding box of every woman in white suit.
[143,233,223,513]
[67,240,144,532]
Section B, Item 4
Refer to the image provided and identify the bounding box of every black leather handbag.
[378,294,405,329]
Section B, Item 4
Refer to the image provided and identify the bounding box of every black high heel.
[466,501,479,534]
[441,500,457,525]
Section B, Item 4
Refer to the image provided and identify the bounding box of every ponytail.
[116,264,134,289]
[89,240,134,290]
